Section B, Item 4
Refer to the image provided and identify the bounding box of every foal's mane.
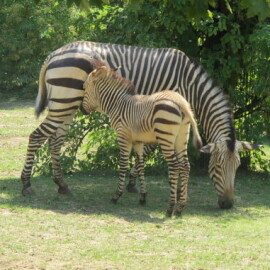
[93,60,136,95]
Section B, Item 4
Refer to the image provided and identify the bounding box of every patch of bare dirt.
[0,136,28,147]
[0,170,21,177]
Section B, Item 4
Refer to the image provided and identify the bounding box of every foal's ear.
[89,68,102,80]
[112,66,122,72]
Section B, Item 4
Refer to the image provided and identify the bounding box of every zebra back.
[43,41,235,148]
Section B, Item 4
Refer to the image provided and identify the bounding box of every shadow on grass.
[0,170,269,223]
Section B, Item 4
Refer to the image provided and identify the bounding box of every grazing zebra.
[82,66,203,216]
[21,41,260,209]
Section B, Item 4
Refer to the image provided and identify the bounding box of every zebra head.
[200,140,261,209]
[82,66,136,115]
[82,66,107,114]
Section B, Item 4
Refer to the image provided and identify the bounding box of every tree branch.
[234,96,268,119]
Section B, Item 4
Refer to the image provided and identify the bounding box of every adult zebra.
[21,41,259,209]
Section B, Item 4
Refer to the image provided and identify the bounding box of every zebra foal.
[82,65,202,217]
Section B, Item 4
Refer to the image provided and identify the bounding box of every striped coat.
[82,66,202,216]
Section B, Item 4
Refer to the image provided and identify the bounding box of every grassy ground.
[0,99,270,270]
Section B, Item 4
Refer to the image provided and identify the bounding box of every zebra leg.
[160,147,180,217]
[47,114,75,194]
[126,166,138,193]
[21,118,61,196]
[174,153,190,216]
[133,143,147,205]
[111,134,132,204]
[127,144,155,193]
[174,125,191,216]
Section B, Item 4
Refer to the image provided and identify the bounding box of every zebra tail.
[35,63,48,118]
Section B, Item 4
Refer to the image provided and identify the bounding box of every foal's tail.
[179,99,202,151]
[189,114,203,151]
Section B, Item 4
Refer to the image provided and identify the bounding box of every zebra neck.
[185,62,236,147]
[99,88,131,118]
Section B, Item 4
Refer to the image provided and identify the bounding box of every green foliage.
[234,24,270,171]
[0,0,82,97]
[34,111,119,175]
[57,0,270,21]
[239,0,270,20]
[76,1,269,172]
[65,112,120,172]
[194,11,270,170]
[1,0,269,174]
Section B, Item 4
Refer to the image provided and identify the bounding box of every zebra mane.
[190,58,236,152]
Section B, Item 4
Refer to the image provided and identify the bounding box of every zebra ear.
[90,68,101,79]
[236,141,262,152]
[200,143,215,154]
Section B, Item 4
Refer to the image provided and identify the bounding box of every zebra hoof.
[174,210,183,217]
[58,186,71,195]
[111,197,118,204]
[139,199,146,206]
[22,186,35,196]
[165,209,173,218]
[139,193,147,205]
[126,183,138,193]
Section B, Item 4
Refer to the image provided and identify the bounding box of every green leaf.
[186,0,210,20]
[240,0,270,20]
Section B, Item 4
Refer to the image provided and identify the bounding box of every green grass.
[0,99,270,270]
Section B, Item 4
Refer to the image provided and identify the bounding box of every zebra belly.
[131,131,157,144]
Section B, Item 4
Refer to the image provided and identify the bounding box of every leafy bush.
[74,3,269,173]
[0,0,82,98]
[2,0,269,174]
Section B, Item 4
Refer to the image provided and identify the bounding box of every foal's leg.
[133,143,147,205]
[174,122,191,216]
[111,132,132,203]
[127,144,155,193]
[158,143,180,217]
